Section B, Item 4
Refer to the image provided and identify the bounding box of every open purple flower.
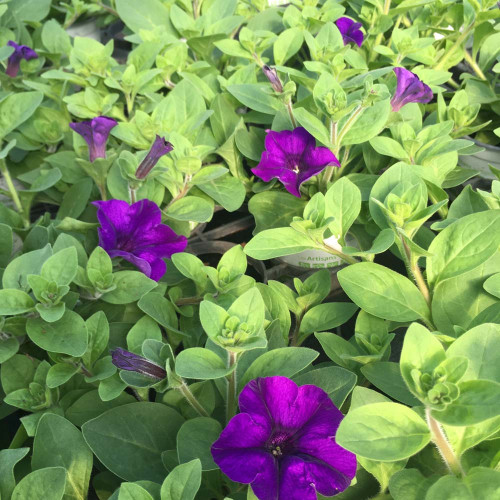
[335,18,364,47]
[252,128,339,198]
[135,135,173,179]
[6,41,38,77]
[111,347,166,379]
[93,199,187,281]
[211,376,356,500]
[69,116,118,162]
[390,67,433,112]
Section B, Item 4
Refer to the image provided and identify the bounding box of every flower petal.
[239,377,332,433]
[335,17,355,36]
[266,128,315,158]
[350,29,364,47]
[107,249,152,277]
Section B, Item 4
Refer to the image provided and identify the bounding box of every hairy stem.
[286,100,297,128]
[463,50,486,80]
[226,351,238,423]
[434,24,474,71]
[426,408,465,477]
[178,381,209,417]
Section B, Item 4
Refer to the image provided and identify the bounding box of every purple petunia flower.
[390,67,433,112]
[6,41,38,77]
[252,127,339,198]
[135,135,173,179]
[69,116,118,163]
[211,376,356,500]
[93,199,187,281]
[111,347,167,379]
[335,18,364,47]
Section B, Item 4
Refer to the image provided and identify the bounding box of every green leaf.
[293,366,357,408]
[138,292,180,333]
[446,323,500,383]
[336,402,431,461]
[41,247,78,286]
[197,174,245,212]
[274,27,304,65]
[484,273,500,299]
[389,469,437,500]
[369,136,409,161]
[427,211,500,288]
[46,363,80,388]
[0,92,43,140]
[27,310,88,357]
[240,347,318,388]
[160,459,202,500]
[175,348,235,380]
[361,362,420,406]
[102,271,157,304]
[0,222,13,268]
[0,289,35,315]
[226,84,280,114]
[299,302,358,336]
[431,380,500,426]
[82,403,184,482]
[244,228,314,260]
[12,467,66,500]
[338,263,430,322]
[325,177,362,240]
[32,413,93,500]
[2,244,52,291]
[118,483,154,500]
[83,311,110,368]
[176,418,221,471]
[293,107,331,146]
[165,196,213,222]
[0,448,30,500]
[116,0,173,34]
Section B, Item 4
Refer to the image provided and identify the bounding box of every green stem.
[434,23,474,71]
[286,100,297,128]
[0,160,29,227]
[463,50,486,80]
[335,105,364,151]
[369,0,392,62]
[290,311,305,347]
[401,238,431,308]
[321,243,359,265]
[9,425,28,449]
[426,407,465,477]
[178,381,209,417]
[226,351,238,423]
[321,120,338,189]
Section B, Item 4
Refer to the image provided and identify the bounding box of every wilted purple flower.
[93,199,187,281]
[111,347,166,379]
[135,135,173,179]
[262,65,283,93]
[211,376,356,500]
[390,67,433,112]
[335,18,364,47]
[6,41,38,77]
[252,127,339,197]
[69,116,118,162]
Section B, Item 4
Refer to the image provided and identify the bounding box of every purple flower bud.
[390,67,433,112]
[6,41,38,78]
[111,347,167,380]
[93,199,187,281]
[252,127,340,198]
[69,116,118,163]
[262,65,283,93]
[135,135,173,179]
[335,17,364,48]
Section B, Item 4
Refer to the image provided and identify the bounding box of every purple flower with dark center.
[335,18,364,47]
[135,135,173,179]
[211,376,356,500]
[262,65,283,93]
[93,199,187,281]
[6,41,38,77]
[111,347,167,379]
[252,127,340,198]
[69,116,118,162]
[390,67,433,112]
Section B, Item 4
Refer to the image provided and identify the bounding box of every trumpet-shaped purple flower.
[211,376,356,500]
[390,67,433,112]
[93,199,187,281]
[6,41,38,77]
[111,347,166,379]
[335,18,364,47]
[69,116,118,162]
[135,135,173,179]
[252,128,339,198]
